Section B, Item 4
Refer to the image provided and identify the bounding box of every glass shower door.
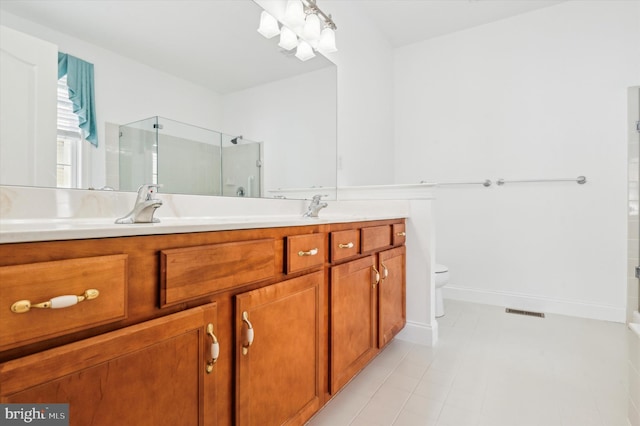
[118,116,158,192]
[156,118,222,196]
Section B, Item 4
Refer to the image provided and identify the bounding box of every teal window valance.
[58,52,98,147]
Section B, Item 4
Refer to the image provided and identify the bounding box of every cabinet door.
[378,246,406,348]
[236,271,322,426]
[0,303,219,426]
[330,256,378,394]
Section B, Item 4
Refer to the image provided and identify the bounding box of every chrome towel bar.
[421,179,493,187]
[420,176,587,187]
[496,176,586,185]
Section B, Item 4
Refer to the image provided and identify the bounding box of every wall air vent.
[505,308,545,318]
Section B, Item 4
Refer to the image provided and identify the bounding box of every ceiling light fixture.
[317,27,337,54]
[278,26,298,51]
[284,0,306,29]
[257,0,337,61]
[295,40,316,61]
[257,10,280,39]
[302,12,321,47]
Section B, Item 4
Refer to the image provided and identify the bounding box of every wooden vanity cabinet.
[236,271,323,426]
[0,218,405,426]
[234,232,326,426]
[330,256,379,394]
[328,222,407,394]
[0,303,219,426]
[377,246,406,349]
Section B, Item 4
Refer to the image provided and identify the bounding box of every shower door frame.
[628,86,640,322]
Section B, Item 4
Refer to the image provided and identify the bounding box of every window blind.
[57,75,82,139]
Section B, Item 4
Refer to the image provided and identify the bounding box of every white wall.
[394,1,640,322]
[222,67,337,194]
[323,1,395,186]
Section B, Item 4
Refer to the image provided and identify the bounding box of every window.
[56,75,82,188]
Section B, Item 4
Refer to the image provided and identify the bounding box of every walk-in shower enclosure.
[119,116,262,197]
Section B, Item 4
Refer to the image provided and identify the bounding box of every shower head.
[230,135,243,144]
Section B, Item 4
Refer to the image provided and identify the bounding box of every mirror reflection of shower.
[118,117,262,197]
[222,133,262,198]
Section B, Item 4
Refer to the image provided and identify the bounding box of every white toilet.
[435,264,449,318]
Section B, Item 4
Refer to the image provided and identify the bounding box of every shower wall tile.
[629,297,639,324]
[630,137,639,157]
[628,279,638,314]
[630,238,640,258]
[630,182,639,202]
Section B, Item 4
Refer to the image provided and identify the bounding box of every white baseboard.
[396,320,439,346]
[443,285,626,323]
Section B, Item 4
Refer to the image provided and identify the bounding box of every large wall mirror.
[0,0,337,200]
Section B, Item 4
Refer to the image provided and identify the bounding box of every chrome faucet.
[303,194,328,218]
[115,184,163,224]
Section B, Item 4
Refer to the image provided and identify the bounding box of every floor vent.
[505,308,545,318]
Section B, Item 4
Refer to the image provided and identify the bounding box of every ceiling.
[356,0,567,47]
[0,0,331,94]
[0,0,567,93]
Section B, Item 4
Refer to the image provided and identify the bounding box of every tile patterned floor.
[308,300,631,426]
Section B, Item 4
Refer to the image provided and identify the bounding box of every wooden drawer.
[361,225,391,253]
[392,223,406,246]
[0,254,128,352]
[161,239,276,307]
[286,233,325,274]
[330,229,360,263]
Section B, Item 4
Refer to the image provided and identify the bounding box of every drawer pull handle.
[381,262,389,280]
[372,266,380,288]
[241,311,254,356]
[298,248,319,257]
[10,289,100,314]
[338,242,354,249]
[206,323,219,374]
[396,231,406,237]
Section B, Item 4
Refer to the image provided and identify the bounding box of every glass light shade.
[302,13,321,43]
[284,0,305,29]
[278,26,298,51]
[295,40,315,61]
[318,27,337,54]
[257,11,280,39]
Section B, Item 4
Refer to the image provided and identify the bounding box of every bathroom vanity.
[0,216,406,425]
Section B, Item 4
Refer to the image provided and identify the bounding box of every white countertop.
[0,213,407,244]
[0,184,436,243]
